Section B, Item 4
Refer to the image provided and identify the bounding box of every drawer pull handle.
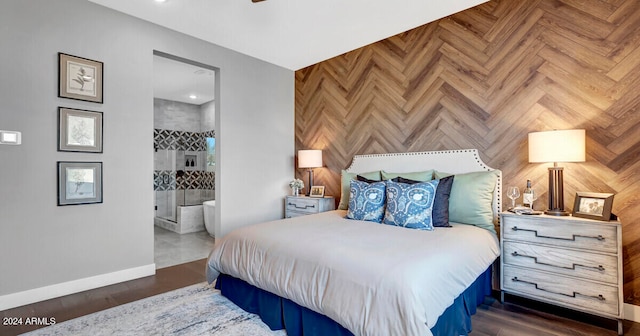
[511,226,605,242]
[511,251,605,272]
[288,202,316,210]
[511,277,605,301]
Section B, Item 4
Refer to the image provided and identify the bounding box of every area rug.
[24,282,287,335]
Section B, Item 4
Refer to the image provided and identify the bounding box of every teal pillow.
[434,170,500,233]
[381,169,434,182]
[338,170,381,210]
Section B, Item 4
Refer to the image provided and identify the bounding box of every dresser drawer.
[286,197,321,214]
[285,211,309,219]
[503,241,618,284]
[502,216,618,253]
[503,265,620,317]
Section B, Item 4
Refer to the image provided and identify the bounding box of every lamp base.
[544,209,570,216]
[306,169,314,197]
[546,165,570,216]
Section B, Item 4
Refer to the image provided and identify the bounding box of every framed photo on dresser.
[572,192,614,221]
[310,186,325,198]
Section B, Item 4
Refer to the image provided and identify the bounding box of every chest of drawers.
[500,213,623,335]
[284,195,335,218]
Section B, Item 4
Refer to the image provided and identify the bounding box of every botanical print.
[66,167,95,199]
[67,114,96,146]
[66,60,97,97]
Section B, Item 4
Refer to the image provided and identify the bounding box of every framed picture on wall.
[58,53,103,103]
[57,161,103,206]
[572,192,614,221]
[310,186,325,198]
[58,107,103,153]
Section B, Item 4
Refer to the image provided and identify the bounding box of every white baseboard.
[0,264,156,311]
[624,303,640,323]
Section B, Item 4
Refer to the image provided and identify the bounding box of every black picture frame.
[57,161,103,206]
[58,53,104,103]
[58,107,103,153]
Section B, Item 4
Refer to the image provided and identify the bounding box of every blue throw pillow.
[392,176,454,227]
[383,179,439,230]
[356,175,379,184]
[346,180,386,222]
[432,175,454,227]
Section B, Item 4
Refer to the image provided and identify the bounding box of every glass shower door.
[155,148,177,222]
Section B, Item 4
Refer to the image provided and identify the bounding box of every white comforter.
[207,210,500,336]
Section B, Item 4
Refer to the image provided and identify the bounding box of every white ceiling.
[89,0,488,71]
[153,55,216,105]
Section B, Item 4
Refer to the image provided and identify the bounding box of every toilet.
[203,200,216,237]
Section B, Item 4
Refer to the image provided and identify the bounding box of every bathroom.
[152,54,217,268]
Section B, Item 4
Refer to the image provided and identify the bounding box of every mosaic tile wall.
[153,128,216,192]
[153,170,215,191]
[154,129,215,151]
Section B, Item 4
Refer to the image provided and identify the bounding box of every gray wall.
[201,100,216,132]
[0,0,294,303]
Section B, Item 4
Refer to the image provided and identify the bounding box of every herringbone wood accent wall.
[295,0,640,304]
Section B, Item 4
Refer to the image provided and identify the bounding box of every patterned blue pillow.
[383,179,439,230]
[346,180,386,222]
[393,175,454,227]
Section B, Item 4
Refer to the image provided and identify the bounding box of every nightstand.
[500,212,624,335]
[284,195,335,218]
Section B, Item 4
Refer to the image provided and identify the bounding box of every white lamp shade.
[298,149,323,168]
[528,129,586,163]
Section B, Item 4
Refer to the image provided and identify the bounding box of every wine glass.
[506,186,520,210]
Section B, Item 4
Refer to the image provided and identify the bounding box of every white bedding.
[206,210,500,336]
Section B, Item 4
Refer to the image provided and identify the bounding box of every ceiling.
[89,0,488,71]
[153,55,216,105]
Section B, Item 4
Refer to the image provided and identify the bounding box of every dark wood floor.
[0,259,207,336]
[1,258,639,336]
[473,295,640,336]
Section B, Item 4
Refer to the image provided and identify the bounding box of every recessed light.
[189,94,197,100]
[154,0,166,3]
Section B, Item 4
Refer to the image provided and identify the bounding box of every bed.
[207,149,502,336]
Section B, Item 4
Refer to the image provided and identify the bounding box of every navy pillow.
[432,175,454,227]
[346,180,386,222]
[357,175,379,184]
[392,175,454,227]
[383,179,439,230]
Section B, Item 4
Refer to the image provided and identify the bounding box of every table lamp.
[298,149,323,196]
[528,129,585,216]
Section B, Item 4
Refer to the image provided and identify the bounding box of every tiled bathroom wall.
[154,129,216,205]
[153,98,215,228]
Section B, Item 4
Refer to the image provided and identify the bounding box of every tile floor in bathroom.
[154,226,216,269]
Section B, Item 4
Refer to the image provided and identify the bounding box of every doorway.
[152,51,218,269]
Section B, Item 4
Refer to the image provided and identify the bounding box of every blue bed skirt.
[215,266,492,336]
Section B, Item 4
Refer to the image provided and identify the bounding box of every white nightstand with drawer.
[500,212,624,335]
[285,195,335,218]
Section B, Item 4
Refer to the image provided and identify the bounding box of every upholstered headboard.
[345,149,502,224]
